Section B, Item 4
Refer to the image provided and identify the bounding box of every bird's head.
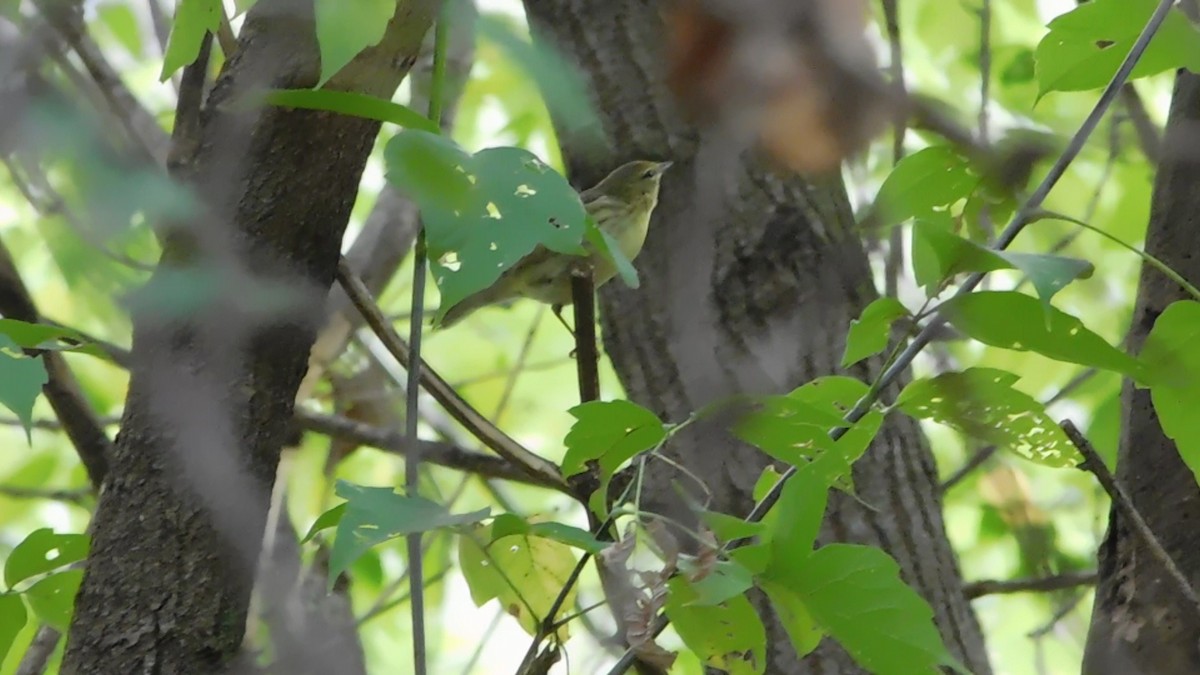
[591,159,673,205]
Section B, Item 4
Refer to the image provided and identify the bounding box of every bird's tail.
[435,283,514,329]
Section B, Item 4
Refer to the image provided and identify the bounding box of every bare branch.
[963,570,1097,599]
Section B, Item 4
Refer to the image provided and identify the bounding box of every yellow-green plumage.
[438,159,672,327]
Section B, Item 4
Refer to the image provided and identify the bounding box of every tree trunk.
[1082,70,1200,675]
[60,1,436,671]
[520,1,990,672]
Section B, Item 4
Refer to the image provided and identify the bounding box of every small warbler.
[438,159,673,328]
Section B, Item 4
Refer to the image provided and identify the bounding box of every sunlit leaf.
[314,0,395,86]
[4,529,89,590]
[873,146,976,227]
[757,579,822,659]
[160,0,222,80]
[941,291,1145,381]
[895,368,1080,467]
[263,90,437,132]
[96,3,144,59]
[384,131,591,322]
[1035,0,1200,97]
[666,578,766,674]
[300,503,346,543]
[458,528,578,641]
[0,319,110,360]
[327,481,490,586]
[842,297,909,367]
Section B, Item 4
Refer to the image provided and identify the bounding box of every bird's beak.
[655,161,674,176]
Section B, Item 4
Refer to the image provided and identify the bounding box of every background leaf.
[23,570,83,632]
[160,0,222,80]
[0,336,48,443]
[873,146,977,227]
[1141,301,1200,486]
[314,0,395,85]
[842,297,908,367]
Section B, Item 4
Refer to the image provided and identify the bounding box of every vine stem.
[606,1,1179,672]
[405,11,450,675]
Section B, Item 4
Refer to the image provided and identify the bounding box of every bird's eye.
[642,169,655,179]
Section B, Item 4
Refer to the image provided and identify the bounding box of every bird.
[437,159,673,328]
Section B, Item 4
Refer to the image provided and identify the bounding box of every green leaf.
[585,218,640,289]
[0,319,109,360]
[262,90,437,132]
[476,14,602,148]
[896,368,1080,467]
[762,468,829,565]
[328,481,490,586]
[527,522,607,554]
[735,378,883,489]
[301,503,346,543]
[757,579,822,659]
[680,559,755,607]
[1035,0,1200,97]
[24,570,83,632]
[842,298,909,368]
[873,146,977,227]
[560,400,666,477]
[4,529,89,590]
[0,336,48,443]
[314,0,395,86]
[666,578,766,674]
[701,510,766,544]
[781,544,964,675]
[384,132,592,322]
[1141,301,1200,485]
[458,529,578,641]
[96,3,144,58]
[941,291,1146,381]
[160,0,222,81]
[910,224,1092,304]
[0,593,26,670]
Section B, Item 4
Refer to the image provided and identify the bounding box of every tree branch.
[963,570,1097,600]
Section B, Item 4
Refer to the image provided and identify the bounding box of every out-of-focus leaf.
[4,529,89,590]
[314,0,395,86]
[1035,0,1200,97]
[0,319,110,360]
[327,481,489,587]
[262,90,437,132]
[895,368,1080,467]
[301,503,346,543]
[160,0,222,80]
[0,593,26,670]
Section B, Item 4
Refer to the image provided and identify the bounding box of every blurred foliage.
[0,0,1194,673]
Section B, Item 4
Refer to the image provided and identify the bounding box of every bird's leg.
[552,304,580,358]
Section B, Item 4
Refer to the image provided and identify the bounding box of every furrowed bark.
[60,1,437,671]
[521,1,990,672]
[1082,71,1200,675]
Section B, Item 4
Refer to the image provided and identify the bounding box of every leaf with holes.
[458,528,578,642]
[666,578,766,674]
[160,0,222,80]
[328,482,489,587]
[384,131,591,323]
[3,529,89,590]
[873,146,977,227]
[777,544,967,675]
[0,336,47,443]
[941,291,1146,382]
[1035,0,1200,97]
[842,298,909,368]
[896,368,1079,467]
[1141,301,1200,485]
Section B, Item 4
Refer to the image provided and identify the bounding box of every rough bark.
[1082,71,1200,675]
[60,1,437,672]
[521,1,990,672]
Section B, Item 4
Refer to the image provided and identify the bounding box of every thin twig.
[0,484,91,503]
[493,304,544,420]
[335,260,567,489]
[881,0,906,298]
[963,570,1096,599]
[1061,419,1200,617]
[606,5,1179,672]
[570,266,601,404]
